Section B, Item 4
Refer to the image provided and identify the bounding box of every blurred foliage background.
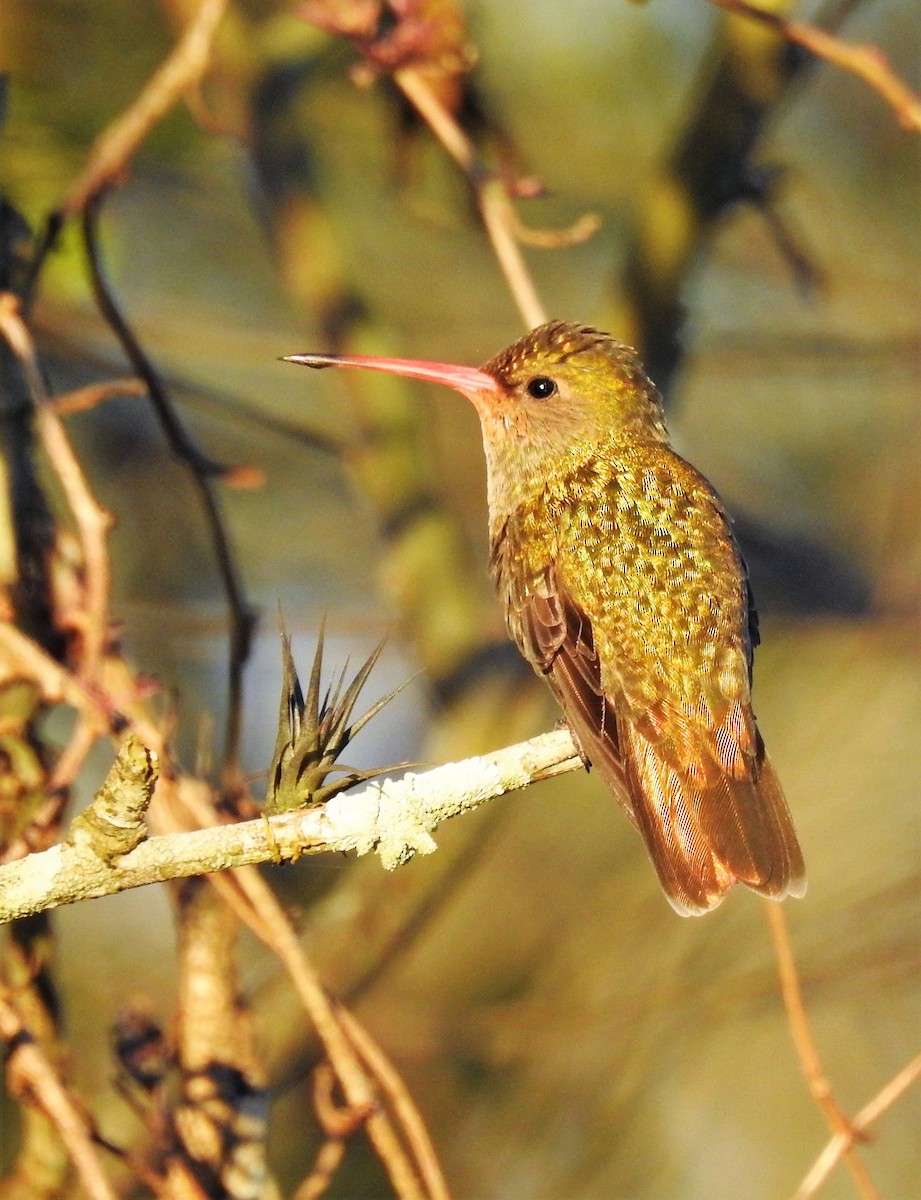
[0,0,919,1196]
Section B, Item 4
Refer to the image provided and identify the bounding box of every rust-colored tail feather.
[616,716,806,915]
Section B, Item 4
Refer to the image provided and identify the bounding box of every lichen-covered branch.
[0,729,581,924]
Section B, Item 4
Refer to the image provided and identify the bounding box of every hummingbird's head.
[471,320,669,517]
[285,320,668,520]
[478,320,667,444]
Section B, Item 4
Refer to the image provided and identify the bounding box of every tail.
[615,716,806,916]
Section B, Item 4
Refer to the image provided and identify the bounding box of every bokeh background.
[1,0,919,1196]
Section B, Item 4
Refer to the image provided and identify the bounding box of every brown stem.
[707,0,921,132]
[0,294,113,685]
[793,1050,921,1200]
[764,902,879,1200]
[0,994,119,1200]
[159,780,449,1198]
[338,1006,451,1200]
[395,68,551,329]
[60,0,230,215]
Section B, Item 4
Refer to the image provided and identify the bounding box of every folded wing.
[519,566,805,915]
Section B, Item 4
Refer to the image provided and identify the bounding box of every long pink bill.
[283,351,499,399]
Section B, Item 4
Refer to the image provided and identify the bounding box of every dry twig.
[708,0,921,133]
[765,902,879,1200]
[220,869,436,1200]
[59,0,230,215]
[0,620,161,755]
[294,1111,347,1200]
[337,1006,450,1200]
[49,377,148,415]
[792,1050,921,1199]
[160,778,448,1198]
[81,197,257,781]
[0,993,119,1200]
[0,294,113,685]
[395,68,595,329]
[18,0,256,780]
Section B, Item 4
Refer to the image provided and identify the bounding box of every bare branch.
[80,199,258,782]
[159,775,448,1199]
[764,902,879,1200]
[209,866,434,1200]
[708,0,921,133]
[0,728,582,923]
[793,1050,921,1200]
[0,994,119,1200]
[59,0,230,215]
[395,68,552,328]
[0,293,114,684]
[49,377,147,415]
[0,617,164,757]
[338,1006,451,1200]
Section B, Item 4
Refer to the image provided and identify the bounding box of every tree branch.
[707,0,921,133]
[0,729,581,924]
[0,994,119,1200]
[59,0,230,216]
[792,1050,921,1200]
[765,901,879,1199]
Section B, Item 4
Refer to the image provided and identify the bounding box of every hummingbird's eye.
[525,376,557,400]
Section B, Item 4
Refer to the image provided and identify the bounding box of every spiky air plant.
[265,624,412,814]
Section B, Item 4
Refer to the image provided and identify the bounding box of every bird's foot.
[554,717,592,772]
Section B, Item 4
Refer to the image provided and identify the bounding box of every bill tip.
[281,354,331,369]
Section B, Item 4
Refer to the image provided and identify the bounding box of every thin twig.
[312,1060,374,1138]
[23,0,228,303]
[50,377,147,415]
[80,200,234,483]
[157,779,436,1200]
[225,869,432,1200]
[338,1006,451,1200]
[708,0,921,132]
[11,0,254,780]
[294,1133,347,1200]
[0,616,167,865]
[0,994,120,1200]
[0,293,113,685]
[59,0,230,215]
[154,782,399,1190]
[764,902,879,1200]
[792,1050,921,1200]
[81,196,257,782]
[0,613,164,757]
[396,68,562,329]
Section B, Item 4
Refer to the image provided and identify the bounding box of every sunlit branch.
[0,729,582,923]
[765,902,879,1200]
[707,0,921,132]
[792,1051,921,1199]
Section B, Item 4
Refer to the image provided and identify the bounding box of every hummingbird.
[286,321,806,915]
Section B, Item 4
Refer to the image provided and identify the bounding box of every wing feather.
[519,566,805,915]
